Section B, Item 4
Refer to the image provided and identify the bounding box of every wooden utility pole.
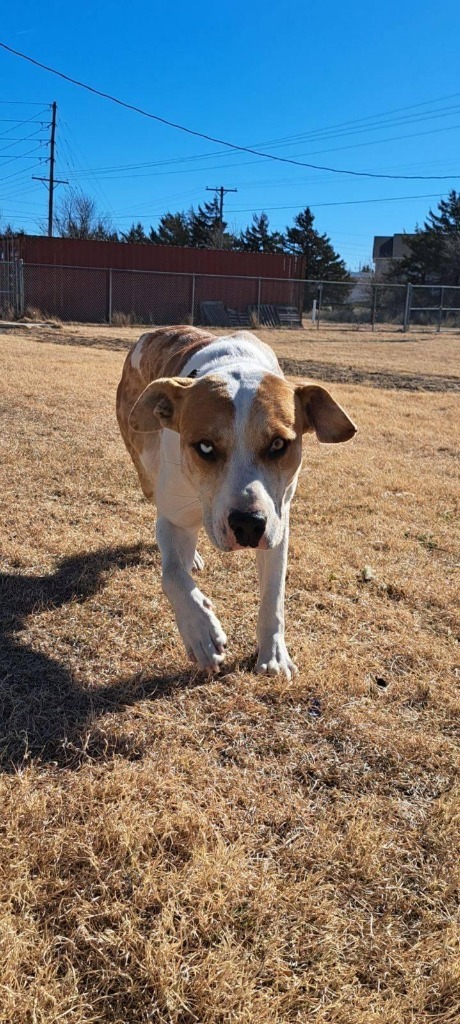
[32,102,68,236]
[47,101,57,235]
[206,185,238,247]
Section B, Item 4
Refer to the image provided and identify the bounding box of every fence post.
[371,285,377,332]
[257,277,261,325]
[13,259,20,316]
[403,282,412,332]
[316,283,323,331]
[190,273,196,325]
[108,268,112,325]
[14,259,20,317]
[437,285,445,333]
[19,259,24,316]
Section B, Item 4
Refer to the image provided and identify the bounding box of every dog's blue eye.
[268,437,289,457]
[194,441,215,459]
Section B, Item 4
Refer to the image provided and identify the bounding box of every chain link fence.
[407,284,460,331]
[9,262,460,331]
[0,259,24,318]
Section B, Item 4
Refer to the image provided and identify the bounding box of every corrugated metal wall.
[13,237,306,324]
[15,236,305,278]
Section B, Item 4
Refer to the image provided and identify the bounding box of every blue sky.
[1,0,459,269]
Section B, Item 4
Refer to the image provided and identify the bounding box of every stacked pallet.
[200,301,302,329]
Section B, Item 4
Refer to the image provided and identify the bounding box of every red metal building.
[14,236,305,324]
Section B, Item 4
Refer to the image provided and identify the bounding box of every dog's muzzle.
[228,509,267,548]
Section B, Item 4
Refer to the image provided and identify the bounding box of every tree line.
[40,190,349,282]
[2,188,459,286]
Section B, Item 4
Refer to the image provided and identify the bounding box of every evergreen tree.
[425,190,460,234]
[238,212,284,253]
[388,192,460,286]
[120,222,149,244]
[189,197,225,249]
[149,212,191,246]
[387,231,444,285]
[284,207,348,280]
[284,207,349,306]
[96,225,118,241]
[444,232,460,288]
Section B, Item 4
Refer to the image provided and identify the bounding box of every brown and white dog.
[116,326,356,677]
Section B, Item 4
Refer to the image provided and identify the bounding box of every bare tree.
[0,217,25,237]
[54,191,117,240]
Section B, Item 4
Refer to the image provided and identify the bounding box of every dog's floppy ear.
[295,383,357,443]
[128,377,195,433]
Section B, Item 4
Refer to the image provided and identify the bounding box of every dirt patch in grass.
[0,331,459,1023]
[7,319,460,377]
[279,357,460,392]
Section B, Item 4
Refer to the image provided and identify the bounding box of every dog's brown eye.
[268,437,289,458]
[193,440,216,460]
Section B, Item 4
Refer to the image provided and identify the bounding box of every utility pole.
[206,185,237,247]
[32,102,68,236]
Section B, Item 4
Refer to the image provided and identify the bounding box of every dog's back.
[117,326,214,433]
[116,326,214,500]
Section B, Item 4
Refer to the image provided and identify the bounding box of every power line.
[53,114,460,185]
[0,127,47,155]
[53,117,460,182]
[45,101,460,176]
[226,193,447,213]
[59,120,117,222]
[248,92,460,147]
[110,192,447,220]
[0,144,46,168]
[1,40,458,182]
[257,103,460,150]
[0,187,43,204]
[38,101,460,181]
[0,161,45,189]
[288,121,460,161]
[114,187,207,216]
[0,99,48,105]
[0,135,46,142]
[0,151,45,160]
[0,108,49,140]
[0,118,46,123]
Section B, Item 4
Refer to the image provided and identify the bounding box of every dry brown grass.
[0,327,459,1023]
[22,319,460,378]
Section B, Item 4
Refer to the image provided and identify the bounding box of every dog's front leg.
[256,518,297,680]
[156,515,227,672]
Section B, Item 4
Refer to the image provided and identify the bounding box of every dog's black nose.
[228,509,267,548]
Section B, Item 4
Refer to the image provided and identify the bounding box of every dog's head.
[129,371,356,551]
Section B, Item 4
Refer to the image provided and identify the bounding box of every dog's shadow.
[0,543,217,772]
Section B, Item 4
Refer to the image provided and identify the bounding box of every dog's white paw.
[256,634,298,681]
[192,551,205,572]
[178,588,227,672]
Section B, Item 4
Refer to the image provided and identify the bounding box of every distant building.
[373,234,413,277]
[348,270,373,302]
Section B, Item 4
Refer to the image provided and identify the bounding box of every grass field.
[1,324,459,1023]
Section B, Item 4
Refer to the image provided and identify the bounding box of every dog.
[116,326,356,678]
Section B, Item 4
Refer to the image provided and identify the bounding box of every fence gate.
[0,252,24,318]
[0,260,24,315]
